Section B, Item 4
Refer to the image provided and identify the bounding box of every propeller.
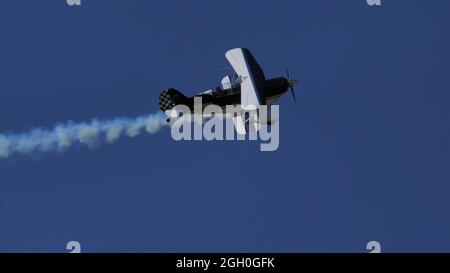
[286,68,298,103]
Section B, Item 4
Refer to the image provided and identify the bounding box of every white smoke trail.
[0,112,167,158]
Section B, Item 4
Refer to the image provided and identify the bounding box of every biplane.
[159,48,297,134]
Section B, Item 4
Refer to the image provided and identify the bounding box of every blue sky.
[0,0,449,252]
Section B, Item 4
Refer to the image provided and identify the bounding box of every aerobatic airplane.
[158,48,297,134]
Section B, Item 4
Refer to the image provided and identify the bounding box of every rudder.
[159,88,187,112]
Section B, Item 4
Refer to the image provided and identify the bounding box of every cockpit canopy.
[221,75,232,90]
[199,75,240,97]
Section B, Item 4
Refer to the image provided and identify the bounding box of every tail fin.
[159,88,187,112]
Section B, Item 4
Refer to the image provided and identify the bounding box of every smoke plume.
[0,112,167,158]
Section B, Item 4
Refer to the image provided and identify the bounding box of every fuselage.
[184,77,290,110]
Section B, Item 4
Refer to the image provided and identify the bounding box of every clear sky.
[0,0,449,252]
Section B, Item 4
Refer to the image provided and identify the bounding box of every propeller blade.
[290,86,297,103]
[286,67,297,103]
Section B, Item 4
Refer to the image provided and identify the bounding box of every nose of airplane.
[289,79,298,88]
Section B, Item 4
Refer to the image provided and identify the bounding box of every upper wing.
[225,48,266,110]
